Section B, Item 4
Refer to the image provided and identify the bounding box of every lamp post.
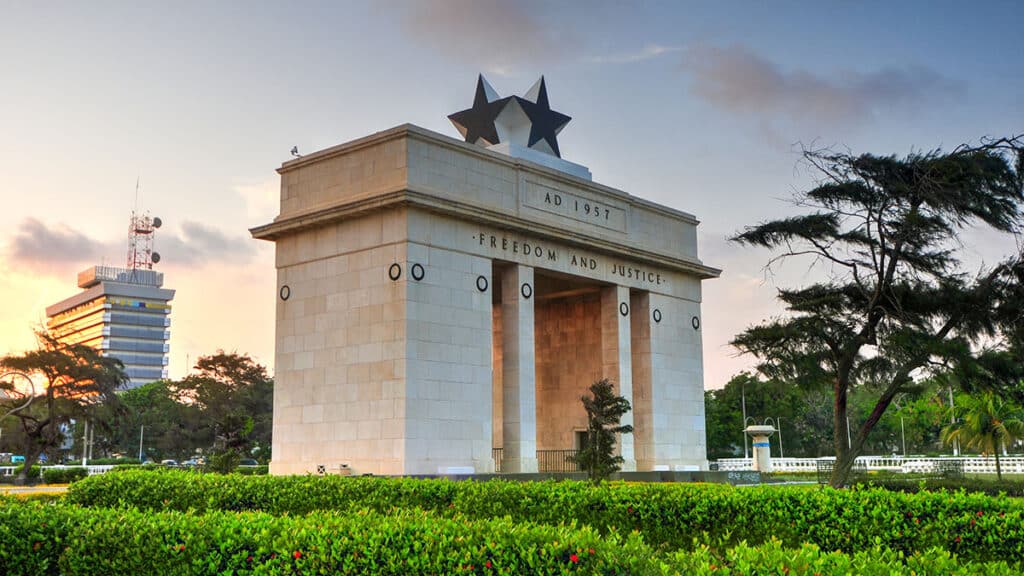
[948,386,959,456]
[777,417,784,459]
[741,382,749,459]
[0,371,35,423]
[900,416,906,457]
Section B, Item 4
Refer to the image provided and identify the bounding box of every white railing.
[0,464,115,478]
[715,456,1024,475]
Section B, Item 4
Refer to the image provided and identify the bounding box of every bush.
[42,467,88,485]
[0,499,659,575]
[12,465,40,480]
[67,472,1024,562]
[665,539,1019,575]
[858,477,1024,498]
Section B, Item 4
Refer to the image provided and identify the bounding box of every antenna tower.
[127,183,163,271]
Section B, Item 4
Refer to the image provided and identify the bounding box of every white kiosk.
[744,424,777,473]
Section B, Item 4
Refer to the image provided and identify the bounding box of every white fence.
[0,464,115,478]
[715,456,1024,475]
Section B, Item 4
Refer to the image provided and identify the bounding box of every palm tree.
[941,393,1024,481]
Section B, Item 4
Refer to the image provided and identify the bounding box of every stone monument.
[251,76,721,475]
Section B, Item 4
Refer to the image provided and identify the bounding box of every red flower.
[247,556,253,562]
[485,560,492,569]
[178,544,185,552]
[293,551,302,560]
[588,548,595,555]
[570,553,579,563]
[627,506,634,513]
[977,511,984,517]
[955,536,962,543]
[970,519,976,526]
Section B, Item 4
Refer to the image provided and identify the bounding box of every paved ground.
[0,485,68,496]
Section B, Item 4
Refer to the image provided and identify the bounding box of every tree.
[105,380,205,461]
[941,392,1024,480]
[171,352,273,467]
[0,332,127,483]
[731,136,1024,487]
[573,379,633,484]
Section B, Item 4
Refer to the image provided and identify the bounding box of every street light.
[777,416,784,459]
[0,371,36,423]
[948,386,959,456]
[741,382,749,459]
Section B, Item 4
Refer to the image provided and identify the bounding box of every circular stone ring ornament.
[388,263,402,281]
[279,285,291,301]
[411,263,425,281]
[521,282,533,299]
[692,316,701,330]
[476,275,489,292]
[653,309,662,323]
[619,302,629,316]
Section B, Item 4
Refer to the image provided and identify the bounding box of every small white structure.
[744,424,777,472]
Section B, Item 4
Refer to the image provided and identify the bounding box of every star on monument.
[447,75,510,147]
[449,75,574,159]
[517,76,571,158]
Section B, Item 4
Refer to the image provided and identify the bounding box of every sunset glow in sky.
[2,1,1022,389]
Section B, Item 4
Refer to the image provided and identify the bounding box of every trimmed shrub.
[0,499,659,576]
[858,477,1024,498]
[12,465,40,480]
[665,539,1019,575]
[42,467,88,485]
[67,472,1024,562]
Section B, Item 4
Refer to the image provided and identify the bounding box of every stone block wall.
[404,242,494,474]
[272,208,408,475]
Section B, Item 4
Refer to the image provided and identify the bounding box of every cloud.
[389,0,579,75]
[680,44,964,128]
[588,44,682,64]
[156,220,256,266]
[6,218,107,272]
[3,218,258,274]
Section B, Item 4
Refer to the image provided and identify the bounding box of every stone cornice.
[277,124,702,227]
[250,188,721,279]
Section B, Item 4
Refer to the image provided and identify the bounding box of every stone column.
[601,285,636,471]
[501,265,538,473]
[629,291,654,471]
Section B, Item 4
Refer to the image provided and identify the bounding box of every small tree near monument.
[574,378,633,484]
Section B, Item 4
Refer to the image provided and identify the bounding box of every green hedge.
[5,465,41,481]
[859,477,1024,498]
[0,498,1018,575]
[67,472,1024,562]
[41,467,88,485]
[0,499,657,575]
[664,539,1019,575]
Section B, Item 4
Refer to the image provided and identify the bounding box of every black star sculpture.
[447,75,510,147]
[448,74,572,158]
[516,76,571,158]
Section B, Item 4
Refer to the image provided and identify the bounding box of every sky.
[1,1,1022,390]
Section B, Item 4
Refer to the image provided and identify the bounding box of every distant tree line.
[1,336,272,481]
[706,372,950,460]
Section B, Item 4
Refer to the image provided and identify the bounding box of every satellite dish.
[152,217,162,228]
[151,252,161,264]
